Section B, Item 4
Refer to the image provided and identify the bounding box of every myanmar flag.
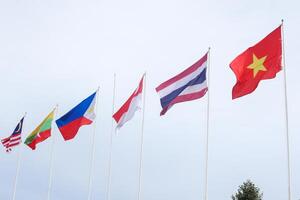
[24,109,55,150]
[230,25,282,99]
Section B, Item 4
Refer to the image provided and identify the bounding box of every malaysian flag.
[156,53,208,115]
[1,117,24,152]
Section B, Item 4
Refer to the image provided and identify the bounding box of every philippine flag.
[113,75,144,129]
[156,53,208,115]
[56,91,97,141]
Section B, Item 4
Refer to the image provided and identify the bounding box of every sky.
[0,0,299,200]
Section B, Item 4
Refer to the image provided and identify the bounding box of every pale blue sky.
[0,0,299,200]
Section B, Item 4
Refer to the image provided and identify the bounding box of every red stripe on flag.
[6,142,21,148]
[58,117,93,141]
[156,54,207,91]
[113,76,143,123]
[26,130,51,150]
[160,88,208,115]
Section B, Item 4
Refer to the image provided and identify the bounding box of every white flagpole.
[281,19,292,200]
[204,48,211,200]
[12,145,22,200]
[106,73,116,200]
[12,112,26,200]
[87,88,100,200]
[137,73,146,200]
[46,105,59,200]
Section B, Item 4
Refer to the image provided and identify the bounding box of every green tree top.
[232,180,263,200]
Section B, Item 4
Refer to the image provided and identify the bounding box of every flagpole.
[11,145,22,200]
[281,19,292,200]
[12,112,26,200]
[87,88,100,200]
[137,73,146,200]
[46,105,59,200]
[204,48,211,200]
[106,73,116,200]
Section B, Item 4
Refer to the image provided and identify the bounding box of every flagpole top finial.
[281,19,284,23]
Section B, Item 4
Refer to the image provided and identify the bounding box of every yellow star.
[87,105,95,114]
[247,54,267,77]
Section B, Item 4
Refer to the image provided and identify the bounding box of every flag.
[113,75,144,128]
[230,25,282,99]
[56,92,97,141]
[24,109,55,150]
[1,117,24,152]
[156,53,208,115]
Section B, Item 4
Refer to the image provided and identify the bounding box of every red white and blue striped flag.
[156,53,208,115]
[1,117,24,152]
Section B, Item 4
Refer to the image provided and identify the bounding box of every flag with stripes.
[156,53,208,115]
[1,117,24,152]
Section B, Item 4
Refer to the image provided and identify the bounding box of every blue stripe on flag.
[160,68,206,109]
[56,92,96,128]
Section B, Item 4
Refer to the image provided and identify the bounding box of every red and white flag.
[113,75,144,128]
[1,117,24,152]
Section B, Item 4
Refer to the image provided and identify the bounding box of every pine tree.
[232,180,263,200]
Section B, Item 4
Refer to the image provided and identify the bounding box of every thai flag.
[56,91,97,141]
[156,53,208,115]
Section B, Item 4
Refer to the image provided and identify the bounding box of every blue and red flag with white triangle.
[56,91,97,141]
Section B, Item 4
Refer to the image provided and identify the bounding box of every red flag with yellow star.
[230,25,282,99]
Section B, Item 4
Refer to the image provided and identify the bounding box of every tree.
[232,180,263,200]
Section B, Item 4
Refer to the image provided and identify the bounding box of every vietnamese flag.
[25,109,55,150]
[230,25,282,99]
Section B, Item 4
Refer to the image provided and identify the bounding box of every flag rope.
[106,73,116,200]
[87,87,100,200]
[281,19,292,200]
[137,73,146,200]
[204,48,211,200]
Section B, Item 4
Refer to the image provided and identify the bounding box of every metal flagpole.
[106,73,116,200]
[47,105,59,200]
[137,73,146,200]
[204,48,211,200]
[87,88,100,200]
[12,145,22,200]
[281,19,292,200]
[12,112,26,200]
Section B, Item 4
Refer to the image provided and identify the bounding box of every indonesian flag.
[113,75,144,128]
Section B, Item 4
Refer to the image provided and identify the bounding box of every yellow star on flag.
[247,54,267,77]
